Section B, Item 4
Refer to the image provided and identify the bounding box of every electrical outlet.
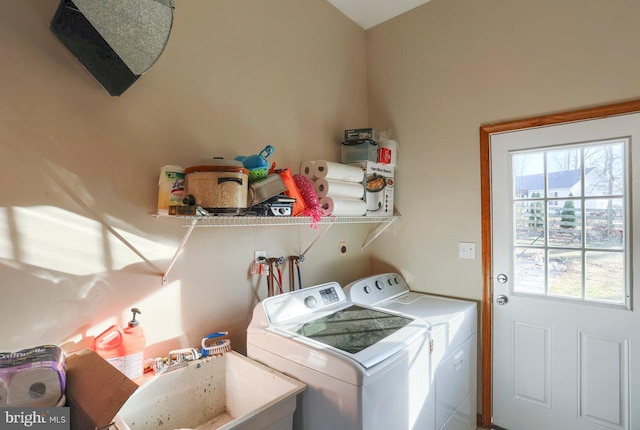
[339,242,347,256]
[254,250,266,263]
[459,242,476,259]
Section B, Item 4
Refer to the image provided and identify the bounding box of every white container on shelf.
[157,165,185,214]
[378,138,398,166]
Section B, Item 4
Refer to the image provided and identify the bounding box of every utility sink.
[114,351,305,430]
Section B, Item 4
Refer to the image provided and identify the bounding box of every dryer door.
[435,334,477,430]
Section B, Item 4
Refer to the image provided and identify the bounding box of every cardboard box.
[351,162,394,216]
[65,349,138,430]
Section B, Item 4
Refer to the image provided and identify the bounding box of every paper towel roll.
[8,368,63,407]
[314,178,364,199]
[300,161,317,180]
[319,197,366,216]
[314,160,364,182]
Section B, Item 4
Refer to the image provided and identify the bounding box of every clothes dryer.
[344,273,477,430]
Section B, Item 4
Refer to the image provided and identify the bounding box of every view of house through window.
[511,139,628,306]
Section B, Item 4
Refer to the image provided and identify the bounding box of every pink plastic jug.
[94,308,146,383]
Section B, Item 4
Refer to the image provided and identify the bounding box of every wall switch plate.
[459,242,476,259]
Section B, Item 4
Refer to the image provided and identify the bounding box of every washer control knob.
[375,280,383,290]
[394,277,400,284]
[364,286,371,294]
[304,296,317,308]
[388,278,393,285]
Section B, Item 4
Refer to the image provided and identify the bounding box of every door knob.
[496,295,509,306]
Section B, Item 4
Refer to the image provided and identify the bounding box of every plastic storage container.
[340,140,378,164]
[94,308,146,383]
[344,128,376,142]
[185,159,250,214]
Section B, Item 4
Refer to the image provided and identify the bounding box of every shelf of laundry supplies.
[157,211,401,286]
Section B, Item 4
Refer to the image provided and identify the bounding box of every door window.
[511,139,629,306]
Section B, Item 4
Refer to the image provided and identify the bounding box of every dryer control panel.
[343,273,408,306]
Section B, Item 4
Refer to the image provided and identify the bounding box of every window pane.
[510,139,627,308]
[584,143,624,197]
[546,148,582,197]
[514,201,545,247]
[514,248,545,294]
[585,198,624,249]
[513,152,544,199]
[548,200,582,247]
[548,249,582,298]
[585,251,625,304]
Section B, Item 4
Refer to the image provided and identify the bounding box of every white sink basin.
[114,351,305,430]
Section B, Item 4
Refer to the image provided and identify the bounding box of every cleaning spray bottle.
[94,308,146,383]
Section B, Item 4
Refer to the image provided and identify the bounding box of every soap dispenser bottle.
[123,308,146,382]
[94,308,146,383]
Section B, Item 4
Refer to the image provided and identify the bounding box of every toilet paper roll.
[314,178,364,199]
[300,161,317,180]
[8,368,63,407]
[314,160,364,182]
[319,197,366,216]
[0,377,8,406]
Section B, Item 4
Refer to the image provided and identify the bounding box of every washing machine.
[247,282,435,430]
[344,273,477,430]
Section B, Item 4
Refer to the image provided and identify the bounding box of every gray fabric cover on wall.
[50,0,174,96]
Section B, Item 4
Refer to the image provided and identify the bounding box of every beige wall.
[0,0,371,356]
[367,0,640,300]
[4,0,640,391]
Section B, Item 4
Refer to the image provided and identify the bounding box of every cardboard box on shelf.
[65,349,138,430]
[349,161,394,217]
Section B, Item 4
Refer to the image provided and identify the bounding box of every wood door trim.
[478,98,640,428]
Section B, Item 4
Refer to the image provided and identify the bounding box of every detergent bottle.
[94,308,146,383]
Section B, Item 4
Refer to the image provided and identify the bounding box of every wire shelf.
[159,213,401,228]
[155,211,400,285]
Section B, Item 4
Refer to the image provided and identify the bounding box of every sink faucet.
[166,348,200,365]
[150,348,201,375]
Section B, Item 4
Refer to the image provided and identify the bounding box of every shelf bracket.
[300,218,337,258]
[361,218,396,252]
[162,217,199,285]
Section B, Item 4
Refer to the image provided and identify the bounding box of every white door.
[491,112,640,430]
